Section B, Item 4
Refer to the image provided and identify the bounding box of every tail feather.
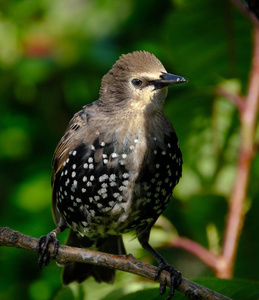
[62,230,126,285]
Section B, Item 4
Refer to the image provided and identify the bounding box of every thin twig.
[169,237,221,272]
[0,227,231,300]
[216,87,245,112]
[230,0,259,26]
[220,25,259,278]
[168,3,259,279]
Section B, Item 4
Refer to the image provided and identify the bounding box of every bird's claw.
[37,233,59,268]
[155,262,182,299]
[159,277,167,295]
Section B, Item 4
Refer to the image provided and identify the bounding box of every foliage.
[0,0,258,299]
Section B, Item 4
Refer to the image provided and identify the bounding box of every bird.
[37,50,187,299]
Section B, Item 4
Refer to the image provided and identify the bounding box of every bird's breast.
[54,112,182,238]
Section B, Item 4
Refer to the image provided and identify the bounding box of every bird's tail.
[62,230,126,285]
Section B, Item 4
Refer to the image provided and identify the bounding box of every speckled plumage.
[53,104,182,238]
[38,51,187,297]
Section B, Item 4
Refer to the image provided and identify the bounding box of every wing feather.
[51,105,93,224]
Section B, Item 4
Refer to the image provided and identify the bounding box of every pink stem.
[168,12,259,278]
[220,26,259,278]
[170,237,220,271]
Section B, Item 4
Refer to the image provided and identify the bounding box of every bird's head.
[99,51,187,113]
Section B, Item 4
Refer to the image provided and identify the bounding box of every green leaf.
[194,278,259,300]
[108,278,259,300]
[53,285,85,300]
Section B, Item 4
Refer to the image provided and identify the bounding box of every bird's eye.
[131,78,143,87]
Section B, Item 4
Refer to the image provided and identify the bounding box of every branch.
[0,227,231,300]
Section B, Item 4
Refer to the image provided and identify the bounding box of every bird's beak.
[153,72,188,89]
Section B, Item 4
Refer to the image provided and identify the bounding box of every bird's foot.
[37,232,59,268]
[155,261,182,300]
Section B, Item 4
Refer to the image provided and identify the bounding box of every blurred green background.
[1,0,259,299]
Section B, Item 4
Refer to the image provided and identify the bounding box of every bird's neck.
[94,104,172,146]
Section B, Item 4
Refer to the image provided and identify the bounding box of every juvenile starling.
[38,51,187,299]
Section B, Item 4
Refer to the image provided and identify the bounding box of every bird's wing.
[52,109,87,178]
[51,105,94,224]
